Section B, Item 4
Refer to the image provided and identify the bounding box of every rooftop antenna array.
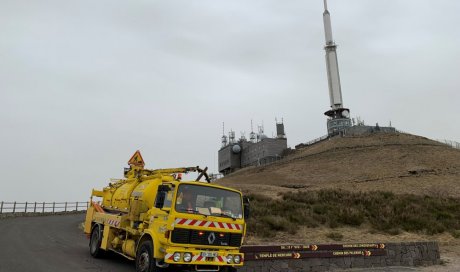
[257,124,266,142]
[249,120,256,143]
[221,122,228,147]
[228,130,236,144]
[275,117,286,139]
[240,131,246,141]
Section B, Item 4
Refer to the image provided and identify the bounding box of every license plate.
[201,252,218,258]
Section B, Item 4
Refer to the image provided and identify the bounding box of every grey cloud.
[1,0,459,201]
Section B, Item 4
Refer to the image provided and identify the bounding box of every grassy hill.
[219,133,460,198]
[216,132,460,252]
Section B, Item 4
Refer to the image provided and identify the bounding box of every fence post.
[42,202,45,213]
[76,202,79,211]
[34,202,37,213]
[0,201,3,214]
[52,202,55,213]
[65,202,67,212]
[25,202,28,213]
[13,201,16,213]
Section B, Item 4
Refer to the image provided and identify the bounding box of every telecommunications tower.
[322,0,351,135]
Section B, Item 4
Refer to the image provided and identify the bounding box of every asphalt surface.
[0,214,437,272]
[0,213,133,272]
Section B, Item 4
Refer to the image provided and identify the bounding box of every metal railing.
[435,139,460,149]
[295,134,330,149]
[0,201,89,214]
[395,130,460,150]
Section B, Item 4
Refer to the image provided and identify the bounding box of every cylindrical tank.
[101,175,174,212]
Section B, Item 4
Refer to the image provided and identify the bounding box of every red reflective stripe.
[228,224,234,230]
[178,218,188,224]
[197,255,203,261]
[218,222,225,229]
[217,256,224,262]
[235,224,241,230]
[190,219,197,225]
[199,221,207,227]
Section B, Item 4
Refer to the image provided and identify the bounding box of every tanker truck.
[84,151,249,272]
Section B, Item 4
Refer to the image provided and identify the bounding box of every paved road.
[0,214,448,272]
[0,213,133,272]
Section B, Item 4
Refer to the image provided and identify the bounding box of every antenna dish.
[232,145,241,154]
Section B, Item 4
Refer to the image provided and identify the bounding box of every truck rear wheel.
[136,240,163,272]
[89,224,105,258]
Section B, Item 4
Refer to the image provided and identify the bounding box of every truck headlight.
[234,255,241,264]
[226,255,233,264]
[183,252,192,262]
[173,252,181,262]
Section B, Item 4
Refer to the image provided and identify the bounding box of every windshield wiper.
[177,208,208,217]
[217,213,236,221]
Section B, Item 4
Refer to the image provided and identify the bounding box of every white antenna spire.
[323,0,334,46]
[323,0,343,109]
[322,0,351,135]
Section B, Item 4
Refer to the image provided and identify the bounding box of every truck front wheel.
[89,224,105,258]
[136,240,163,272]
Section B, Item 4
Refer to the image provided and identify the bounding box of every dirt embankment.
[218,133,460,198]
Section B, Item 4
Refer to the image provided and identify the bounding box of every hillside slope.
[218,133,460,197]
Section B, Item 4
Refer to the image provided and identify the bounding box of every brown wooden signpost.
[240,243,387,261]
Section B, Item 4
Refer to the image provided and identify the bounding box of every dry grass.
[246,190,460,239]
[218,133,460,197]
[217,132,460,268]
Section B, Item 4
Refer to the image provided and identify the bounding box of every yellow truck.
[84,151,249,272]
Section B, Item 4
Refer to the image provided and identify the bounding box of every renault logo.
[208,232,216,244]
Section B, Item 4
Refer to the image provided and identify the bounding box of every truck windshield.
[175,184,243,219]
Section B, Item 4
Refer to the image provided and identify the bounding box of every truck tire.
[136,240,162,272]
[89,224,105,258]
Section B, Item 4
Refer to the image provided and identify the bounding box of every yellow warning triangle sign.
[128,150,145,168]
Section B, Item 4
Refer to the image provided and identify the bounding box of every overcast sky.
[1,0,459,202]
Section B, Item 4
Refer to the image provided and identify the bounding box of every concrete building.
[218,121,287,175]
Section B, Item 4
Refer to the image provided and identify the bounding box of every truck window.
[163,187,174,209]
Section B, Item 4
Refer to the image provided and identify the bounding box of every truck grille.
[171,228,242,247]
[171,228,190,244]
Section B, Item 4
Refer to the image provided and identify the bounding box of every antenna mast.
[322,0,351,135]
[221,122,228,147]
[249,120,256,143]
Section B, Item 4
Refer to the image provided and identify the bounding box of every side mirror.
[243,196,250,219]
[155,185,171,209]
